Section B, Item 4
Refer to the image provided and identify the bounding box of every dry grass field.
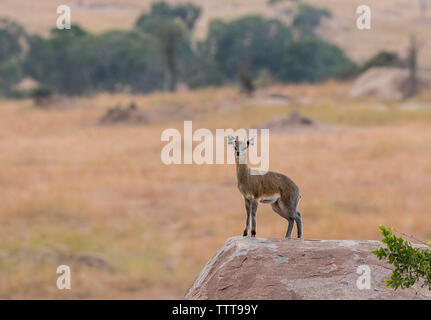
[3,0,431,68]
[1,81,431,298]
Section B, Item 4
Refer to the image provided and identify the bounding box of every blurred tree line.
[0,1,398,97]
[0,18,26,95]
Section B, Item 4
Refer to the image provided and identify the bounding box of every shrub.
[280,38,356,82]
[373,225,431,291]
[358,51,401,74]
[32,87,54,106]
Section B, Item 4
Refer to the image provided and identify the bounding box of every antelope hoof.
[251,231,256,237]
[243,230,248,237]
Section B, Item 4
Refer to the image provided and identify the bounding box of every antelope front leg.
[250,200,258,237]
[243,199,251,236]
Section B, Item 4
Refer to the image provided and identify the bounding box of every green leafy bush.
[280,38,356,82]
[357,51,401,74]
[373,225,431,291]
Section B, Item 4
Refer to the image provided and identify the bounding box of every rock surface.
[350,67,431,99]
[185,237,431,300]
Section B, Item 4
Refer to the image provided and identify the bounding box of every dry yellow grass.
[0,82,431,299]
[2,0,431,68]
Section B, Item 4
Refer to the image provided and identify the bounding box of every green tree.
[202,16,293,81]
[292,3,331,38]
[280,38,355,82]
[180,40,224,88]
[238,59,255,95]
[25,26,164,95]
[373,225,431,291]
[24,26,92,95]
[135,2,201,91]
[172,3,202,30]
[143,2,201,30]
[405,35,419,99]
[0,18,26,94]
[85,30,164,93]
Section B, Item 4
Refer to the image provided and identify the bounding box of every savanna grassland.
[1,82,431,298]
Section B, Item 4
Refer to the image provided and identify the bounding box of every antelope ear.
[227,135,236,145]
[247,137,255,147]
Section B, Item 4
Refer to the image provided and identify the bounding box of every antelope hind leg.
[295,211,303,238]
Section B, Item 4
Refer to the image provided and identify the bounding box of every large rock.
[185,237,431,300]
[350,67,431,100]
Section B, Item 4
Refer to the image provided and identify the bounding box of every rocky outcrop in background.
[350,67,431,100]
[186,237,431,300]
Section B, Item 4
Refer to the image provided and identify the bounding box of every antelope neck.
[236,160,249,187]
